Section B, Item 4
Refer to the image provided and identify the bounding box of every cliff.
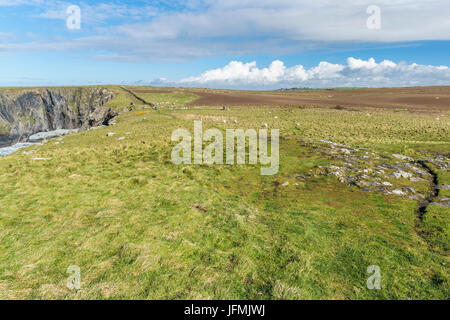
[0,87,116,147]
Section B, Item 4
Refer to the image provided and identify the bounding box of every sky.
[1,0,450,89]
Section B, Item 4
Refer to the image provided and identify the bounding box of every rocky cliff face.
[0,87,116,147]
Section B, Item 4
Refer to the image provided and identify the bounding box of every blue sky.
[1,0,450,89]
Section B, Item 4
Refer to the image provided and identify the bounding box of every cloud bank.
[2,1,450,61]
[172,58,450,89]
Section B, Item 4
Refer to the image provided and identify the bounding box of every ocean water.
[0,143,35,157]
[0,128,81,158]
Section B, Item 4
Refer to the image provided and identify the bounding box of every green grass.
[421,205,450,253]
[0,90,448,299]
[104,87,146,110]
[133,92,200,108]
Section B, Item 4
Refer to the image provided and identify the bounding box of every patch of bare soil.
[186,86,450,112]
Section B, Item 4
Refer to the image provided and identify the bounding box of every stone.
[86,106,117,128]
[410,177,427,182]
[392,154,414,161]
[390,189,406,196]
[393,171,413,179]
[404,187,416,194]
[405,163,428,175]
[28,129,79,143]
[22,150,37,155]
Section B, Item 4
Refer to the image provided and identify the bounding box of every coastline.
[0,141,35,157]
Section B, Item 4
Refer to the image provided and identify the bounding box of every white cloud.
[174,58,450,89]
[2,0,450,61]
[0,0,42,6]
[114,0,450,43]
[36,2,160,24]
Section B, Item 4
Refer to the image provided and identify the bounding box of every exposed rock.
[392,154,414,161]
[427,156,450,171]
[405,163,428,175]
[393,171,414,179]
[22,149,37,155]
[0,87,115,147]
[410,177,427,182]
[389,189,406,196]
[310,139,446,201]
[406,195,424,200]
[84,106,118,129]
[404,187,416,194]
[28,129,79,143]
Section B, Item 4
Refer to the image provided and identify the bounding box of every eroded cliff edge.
[0,87,116,147]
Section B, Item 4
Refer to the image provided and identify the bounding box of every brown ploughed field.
[188,87,450,112]
[129,86,450,112]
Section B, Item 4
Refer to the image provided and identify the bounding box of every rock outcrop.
[0,87,116,147]
[308,140,449,201]
[28,129,80,143]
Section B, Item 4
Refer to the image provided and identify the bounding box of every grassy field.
[133,92,199,108]
[0,86,448,299]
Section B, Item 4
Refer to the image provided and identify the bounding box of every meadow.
[0,86,448,299]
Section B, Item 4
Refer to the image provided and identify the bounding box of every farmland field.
[128,86,450,112]
[0,86,448,299]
